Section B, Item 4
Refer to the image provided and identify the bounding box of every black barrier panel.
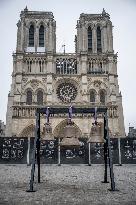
[29,138,58,164]
[89,143,104,164]
[60,139,88,164]
[87,139,119,164]
[110,138,119,164]
[40,140,58,164]
[0,137,28,164]
[1,137,136,164]
[120,138,136,164]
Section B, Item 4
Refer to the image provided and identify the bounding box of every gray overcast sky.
[0,0,136,134]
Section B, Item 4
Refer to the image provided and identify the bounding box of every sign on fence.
[0,137,136,164]
[0,137,28,163]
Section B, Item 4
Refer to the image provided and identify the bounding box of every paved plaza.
[0,164,136,205]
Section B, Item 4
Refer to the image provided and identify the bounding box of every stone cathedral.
[5,7,125,139]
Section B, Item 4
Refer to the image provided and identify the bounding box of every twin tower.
[16,8,113,54]
[6,7,125,138]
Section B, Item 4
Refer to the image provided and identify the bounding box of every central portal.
[53,119,82,139]
[53,119,87,163]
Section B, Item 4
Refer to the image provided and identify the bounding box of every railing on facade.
[12,104,118,118]
[87,69,108,75]
[16,51,108,76]
[55,53,78,75]
[13,106,37,118]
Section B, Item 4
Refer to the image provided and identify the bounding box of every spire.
[102,8,110,18]
[102,8,106,16]
[24,6,28,12]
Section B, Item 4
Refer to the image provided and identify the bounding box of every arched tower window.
[29,25,34,47]
[100,90,106,104]
[37,90,43,105]
[26,90,32,105]
[88,27,92,52]
[97,26,101,52]
[39,25,44,47]
[90,90,96,102]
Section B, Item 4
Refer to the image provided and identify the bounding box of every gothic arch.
[53,119,82,138]
[19,124,35,137]
[87,80,109,92]
[87,23,93,29]
[28,24,35,47]
[98,89,107,95]
[26,20,37,29]
[39,25,45,47]
[26,89,33,105]
[22,88,33,104]
[19,124,44,138]
[88,26,92,51]
[22,79,46,94]
[97,26,102,52]
[99,89,107,104]
[25,21,36,48]
[55,78,79,88]
[95,23,103,30]
[36,20,47,28]
[25,87,33,95]
[85,22,94,29]
[21,80,47,105]
[35,88,45,95]
[36,89,44,105]
[89,89,97,102]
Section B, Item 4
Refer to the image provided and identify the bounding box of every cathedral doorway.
[19,124,35,138]
[53,120,87,164]
[53,119,82,139]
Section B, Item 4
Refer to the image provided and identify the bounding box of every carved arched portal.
[53,119,82,138]
[19,124,35,137]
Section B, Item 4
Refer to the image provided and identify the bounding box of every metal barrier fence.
[0,137,136,164]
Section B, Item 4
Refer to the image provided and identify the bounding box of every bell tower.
[16,6,56,53]
[75,9,125,137]
[6,7,56,137]
[76,9,113,54]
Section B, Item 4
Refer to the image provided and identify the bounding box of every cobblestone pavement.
[0,164,136,205]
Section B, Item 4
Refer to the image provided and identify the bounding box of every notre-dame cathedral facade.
[5,7,125,139]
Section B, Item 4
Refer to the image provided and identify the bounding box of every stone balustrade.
[56,54,78,75]
[13,107,37,118]
[12,105,118,118]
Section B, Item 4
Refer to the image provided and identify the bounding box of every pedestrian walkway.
[0,164,136,204]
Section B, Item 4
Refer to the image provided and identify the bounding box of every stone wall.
[0,120,6,137]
